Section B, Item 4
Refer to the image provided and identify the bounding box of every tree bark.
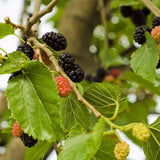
[58,0,101,73]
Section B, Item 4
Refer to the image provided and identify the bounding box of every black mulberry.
[142,7,150,16]
[17,43,34,60]
[41,31,67,51]
[58,53,75,71]
[130,9,147,27]
[152,17,160,29]
[20,133,37,148]
[134,25,151,44]
[120,6,133,17]
[9,70,22,81]
[66,64,85,83]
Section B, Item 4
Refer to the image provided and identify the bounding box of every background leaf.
[94,136,117,160]
[99,49,124,69]
[130,33,159,83]
[60,91,90,131]
[124,71,160,96]
[0,51,30,74]
[84,82,128,117]
[58,118,105,160]
[6,61,63,142]
[0,23,14,39]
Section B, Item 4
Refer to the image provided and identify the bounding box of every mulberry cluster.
[58,53,84,83]
[20,133,38,147]
[41,31,67,51]
[85,68,121,83]
[132,123,150,142]
[85,67,106,83]
[114,141,130,160]
[134,25,151,44]
[120,6,150,27]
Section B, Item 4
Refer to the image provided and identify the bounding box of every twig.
[43,145,54,160]
[25,0,60,36]
[98,0,108,49]
[20,0,27,25]
[139,0,160,16]
[4,17,25,33]
[29,37,102,118]
[31,0,42,37]
[53,143,61,155]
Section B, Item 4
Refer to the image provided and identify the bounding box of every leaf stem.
[150,130,160,147]
[139,0,160,16]
[51,71,61,76]
[103,130,114,136]
[13,33,26,43]
[0,56,7,60]
[104,116,136,131]
[114,130,123,142]
[0,47,9,56]
[108,102,119,121]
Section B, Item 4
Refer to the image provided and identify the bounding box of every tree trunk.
[58,0,101,73]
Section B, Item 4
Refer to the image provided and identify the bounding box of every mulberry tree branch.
[29,37,102,118]
[139,0,160,16]
[25,0,60,36]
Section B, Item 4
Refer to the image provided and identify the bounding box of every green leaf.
[0,51,30,74]
[111,0,141,8]
[60,92,90,131]
[6,61,63,142]
[76,83,84,95]
[99,49,124,68]
[121,99,156,124]
[0,23,14,39]
[25,141,52,160]
[84,82,128,117]
[68,123,86,139]
[143,116,160,160]
[58,118,105,160]
[124,71,160,95]
[130,33,159,83]
[94,136,116,160]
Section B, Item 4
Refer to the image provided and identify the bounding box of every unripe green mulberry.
[132,123,150,142]
[114,141,130,160]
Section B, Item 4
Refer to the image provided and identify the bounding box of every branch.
[4,17,25,33]
[29,37,102,118]
[19,0,27,25]
[25,0,60,36]
[139,0,160,16]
